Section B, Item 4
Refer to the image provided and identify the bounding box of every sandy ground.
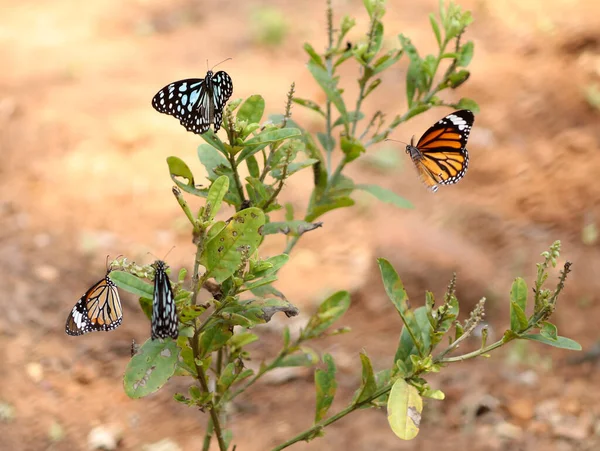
[2,0,600,449]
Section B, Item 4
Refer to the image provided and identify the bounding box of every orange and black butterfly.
[405,110,474,192]
[65,269,122,336]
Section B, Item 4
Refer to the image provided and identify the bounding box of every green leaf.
[235,142,270,165]
[246,155,260,179]
[198,144,231,181]
[236,297,299,324]
[333,111,364,128]
[355,184,413,209]
[237,95,265,124]
[521,334,582,351]
[368,21,384,59]
[387,378,422,440]
[139,297,152,320]
[246,177,269,204]
[510,301,528,332]
[540,321,558,341]
[306,196,355,222]
[110,271,154,298]
[292,98,325,117]
[200,129,228,156]
[303,43,325,68]
[364,79,382,99]
[166,156,195,186]
[314,354,337,423]
[316,132,334,153]
[201,208,265,283]
[262,220,323,237]
[199,325,233,357]
[457,41,474,67]
[251,254,290,278]
[510,277,527,329]
[340,136,365,163]
[429,13,442,47]
[276,347,320,368]
[123,339,179,399]
[353,352,377,404]
[241,275,279,292]
[447,70,470,89]
[243,128,301,146]
[204,175,229,222]
[372,49,403,75]
[456,97,480,113]
[307,61,348,120]
[399,34,423,107]
[303,291,350,339]
[378,258,410,315]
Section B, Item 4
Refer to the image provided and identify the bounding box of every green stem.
[324,0,334,178]
[436,339,504,364]
[191,229,207,306]
[202,418,214,451]
[271,384,391,451]
[227,153,247,208]
[190,334,227,451]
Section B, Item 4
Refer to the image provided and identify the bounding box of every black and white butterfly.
[151,260,179,340]
[151,70,233,135]
[65,269,123,336]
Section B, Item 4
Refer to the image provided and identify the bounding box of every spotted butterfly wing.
[151,70,233,135]
[151,260,179,340]
[405,110,474,192]
[65,271,123,336]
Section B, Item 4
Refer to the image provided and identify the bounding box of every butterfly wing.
[410,110,474,191]
[151,70,233,135]
[210,71,234,133]
[152,78,213,135]
[65,274,122,336]
[151,260,179,340]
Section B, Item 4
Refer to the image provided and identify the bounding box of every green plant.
[101,1,579,449]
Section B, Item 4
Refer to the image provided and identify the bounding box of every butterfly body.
[152,70,233,135]
[151,260,179,340]
[405,110,474,192]
[65,272,123,336]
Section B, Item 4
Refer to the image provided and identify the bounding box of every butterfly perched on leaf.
[151,70,233,135]
[151,260,179,340]
[65,269,123,336]
[404,109,474,192]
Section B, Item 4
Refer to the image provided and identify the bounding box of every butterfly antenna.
[385,138,409,146]
[211,58,232,71]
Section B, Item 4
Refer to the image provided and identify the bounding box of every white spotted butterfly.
[151,70,233,135]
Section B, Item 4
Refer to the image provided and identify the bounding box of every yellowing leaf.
[387,378,423,440]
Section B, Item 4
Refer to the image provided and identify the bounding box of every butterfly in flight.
[404,109,474,192]
[151,70,233,135]
[65,268,123,336]
[151,260,179,340]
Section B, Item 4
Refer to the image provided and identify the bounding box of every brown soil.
[2,0,600,450]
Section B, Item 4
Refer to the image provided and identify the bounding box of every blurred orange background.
[2,0,600,449]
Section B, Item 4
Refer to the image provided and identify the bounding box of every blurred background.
[2,0,600,449]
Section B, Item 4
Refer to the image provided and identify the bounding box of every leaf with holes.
[201,208,265,283]
[123,339,179,399]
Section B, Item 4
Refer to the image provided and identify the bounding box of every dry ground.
[2,0,600,450]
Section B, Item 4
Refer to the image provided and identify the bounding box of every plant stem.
[435,339,504,363]
[324,0,334,178]
[190,334,227,451]
[202,418,214,451]
[191,229,207,306]
[227,153,247,208]
[271,384,392,451]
